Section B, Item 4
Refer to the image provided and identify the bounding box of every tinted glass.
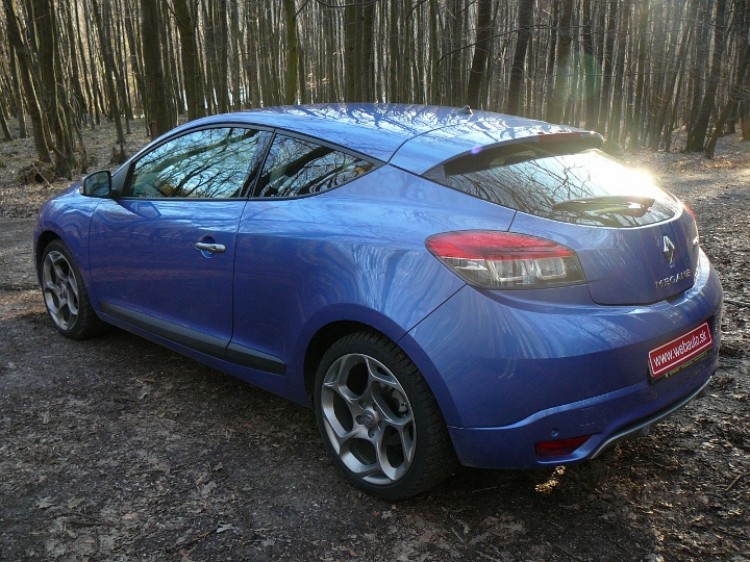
[431,148,681,228]
[128,128,271,199]
[255,135,374,198]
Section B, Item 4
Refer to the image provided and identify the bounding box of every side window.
[128,127,271,199]
[254,134,374,198]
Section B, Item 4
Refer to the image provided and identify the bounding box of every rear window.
[425,147,681,228]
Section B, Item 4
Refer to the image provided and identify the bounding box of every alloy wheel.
[320,352,416,485]
[42,250,80,332]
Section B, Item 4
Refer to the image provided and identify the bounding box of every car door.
[88,126,272,353]
[229,133,378,382]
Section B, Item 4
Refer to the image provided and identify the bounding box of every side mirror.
[81,170,114,198]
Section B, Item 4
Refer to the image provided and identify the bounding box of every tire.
[313,330,456,500]
[40,240,105,340]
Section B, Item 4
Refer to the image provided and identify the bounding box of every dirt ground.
[1,122,748,562]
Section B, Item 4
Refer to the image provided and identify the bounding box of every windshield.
[426,148,681,228]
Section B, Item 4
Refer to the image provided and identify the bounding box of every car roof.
[177,103,583,175]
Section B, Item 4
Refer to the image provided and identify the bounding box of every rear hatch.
[423,136,699,305]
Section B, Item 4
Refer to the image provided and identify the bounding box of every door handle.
[195,242,226,254]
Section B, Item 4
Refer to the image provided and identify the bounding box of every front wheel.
[40,240,105,340]
[314,331,455,500]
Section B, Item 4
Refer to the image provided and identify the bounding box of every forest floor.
[0,120,748,562]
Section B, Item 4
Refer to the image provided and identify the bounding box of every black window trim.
[118,123,383,202]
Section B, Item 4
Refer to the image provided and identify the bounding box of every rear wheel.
[41,240,105,339]
[314,331,455,500]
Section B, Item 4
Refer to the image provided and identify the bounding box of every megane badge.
[663,235,676,266]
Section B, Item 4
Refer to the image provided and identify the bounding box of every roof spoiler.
[533,130,603,147]
[426,130,605,178]
[423,130,604,182]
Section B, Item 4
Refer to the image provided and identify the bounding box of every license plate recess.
[648,322,713,381]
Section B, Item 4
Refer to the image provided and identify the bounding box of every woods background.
[1,0,749,180]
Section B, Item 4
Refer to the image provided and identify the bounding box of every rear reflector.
[426,231,584,289]
[535,435,592,458]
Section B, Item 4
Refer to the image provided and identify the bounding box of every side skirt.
[100,301,286,376]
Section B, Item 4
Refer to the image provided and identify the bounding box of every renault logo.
[663,235,676,266]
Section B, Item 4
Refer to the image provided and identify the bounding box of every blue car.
[34,104,722,499]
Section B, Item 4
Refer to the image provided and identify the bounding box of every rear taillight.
[682,204,701,245]
[426,231,585,289]
[535,435,591,458]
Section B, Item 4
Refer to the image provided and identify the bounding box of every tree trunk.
[82,0,102,125]
[741,102,750,141]
[506,0,533,115]
[0,104,12,141]
[141,0,176,138]
[3,0,52,164]
[581,0,599,130]
[216,0,230,111]
[92,0,126,146]
[171,0,206,119]
[229,0,242,109]
[62,0,88,122]
[343,1,375,101]
[114,0,133,130]
[282,0,299,104]
[466,0,494,110]
[686,0,726,151]
[361,1,375,101]
[607,0,631,145]
[447,0,465,106]
[123,0,146,121]
[598,0,617,135]
[388,0,401,102]
[547,0,574,123]
[628,0,650,148]
[544,2,559,118]
[705,26,750,156]
[9,51,27,139]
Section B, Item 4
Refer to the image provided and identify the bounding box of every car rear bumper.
[447,365,713,469]
[403,249,723,469]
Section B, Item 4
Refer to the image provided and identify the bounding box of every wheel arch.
[302,320,375,401]
[35,230,62,282]
[307,323,459,498]
[301,319,461,428]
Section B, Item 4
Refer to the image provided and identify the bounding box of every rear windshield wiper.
[552,195,655,216]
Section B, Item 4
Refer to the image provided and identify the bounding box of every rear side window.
[254,134,374,198]
[427,148,681,228]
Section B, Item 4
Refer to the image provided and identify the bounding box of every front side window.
[128,127,271,199]
[254,134,374,198]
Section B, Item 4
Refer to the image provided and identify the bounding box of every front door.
[87,126,272,351]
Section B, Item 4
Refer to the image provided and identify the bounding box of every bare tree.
[141,0,176,138]
[466,0,494,109]
[2,0,51,163]
[547,0,574,123]
[1,0,746,177]
[687,0,728,151]
[506,0,533,115]
[170,0,206,118]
